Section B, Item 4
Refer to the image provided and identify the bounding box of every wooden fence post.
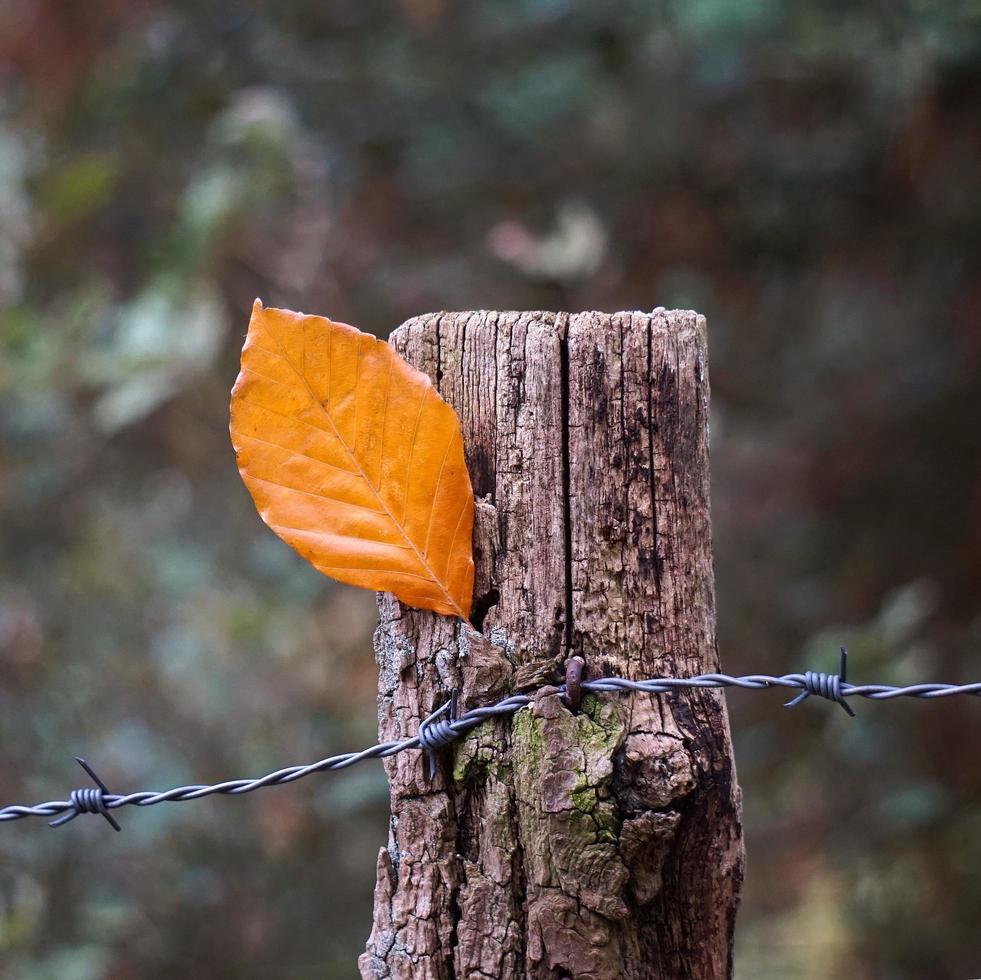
[360,311,744,980]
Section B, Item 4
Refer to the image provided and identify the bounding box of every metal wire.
[3,653,980,830]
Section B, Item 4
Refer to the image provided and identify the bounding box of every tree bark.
[360,311,744,980]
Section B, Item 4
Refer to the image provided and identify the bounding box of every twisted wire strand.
[3,670,981,828]
[579,675,981,699]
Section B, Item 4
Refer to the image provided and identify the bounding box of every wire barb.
[49,758,121,831]
[784,647,856,717]
[418,690,459,781]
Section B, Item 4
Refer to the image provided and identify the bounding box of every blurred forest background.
[2,2,980,978]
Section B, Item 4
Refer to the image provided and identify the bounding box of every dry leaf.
[230,300,474,618]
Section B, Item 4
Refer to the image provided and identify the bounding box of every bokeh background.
[2,2,980,977]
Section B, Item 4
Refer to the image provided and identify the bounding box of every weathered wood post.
[361,311,744,980]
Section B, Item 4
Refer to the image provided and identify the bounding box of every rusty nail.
[564,655,586,712]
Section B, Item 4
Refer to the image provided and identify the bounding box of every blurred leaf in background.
[2,1,981,977]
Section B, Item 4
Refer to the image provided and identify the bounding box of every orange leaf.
[230,300,474,619]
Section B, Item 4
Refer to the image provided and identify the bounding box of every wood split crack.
[558,312,574,659]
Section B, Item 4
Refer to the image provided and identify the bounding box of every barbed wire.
[2,648,979,831]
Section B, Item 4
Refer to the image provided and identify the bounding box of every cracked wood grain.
[360,311,744,980]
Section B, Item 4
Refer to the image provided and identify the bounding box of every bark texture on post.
[360,311,744,980]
